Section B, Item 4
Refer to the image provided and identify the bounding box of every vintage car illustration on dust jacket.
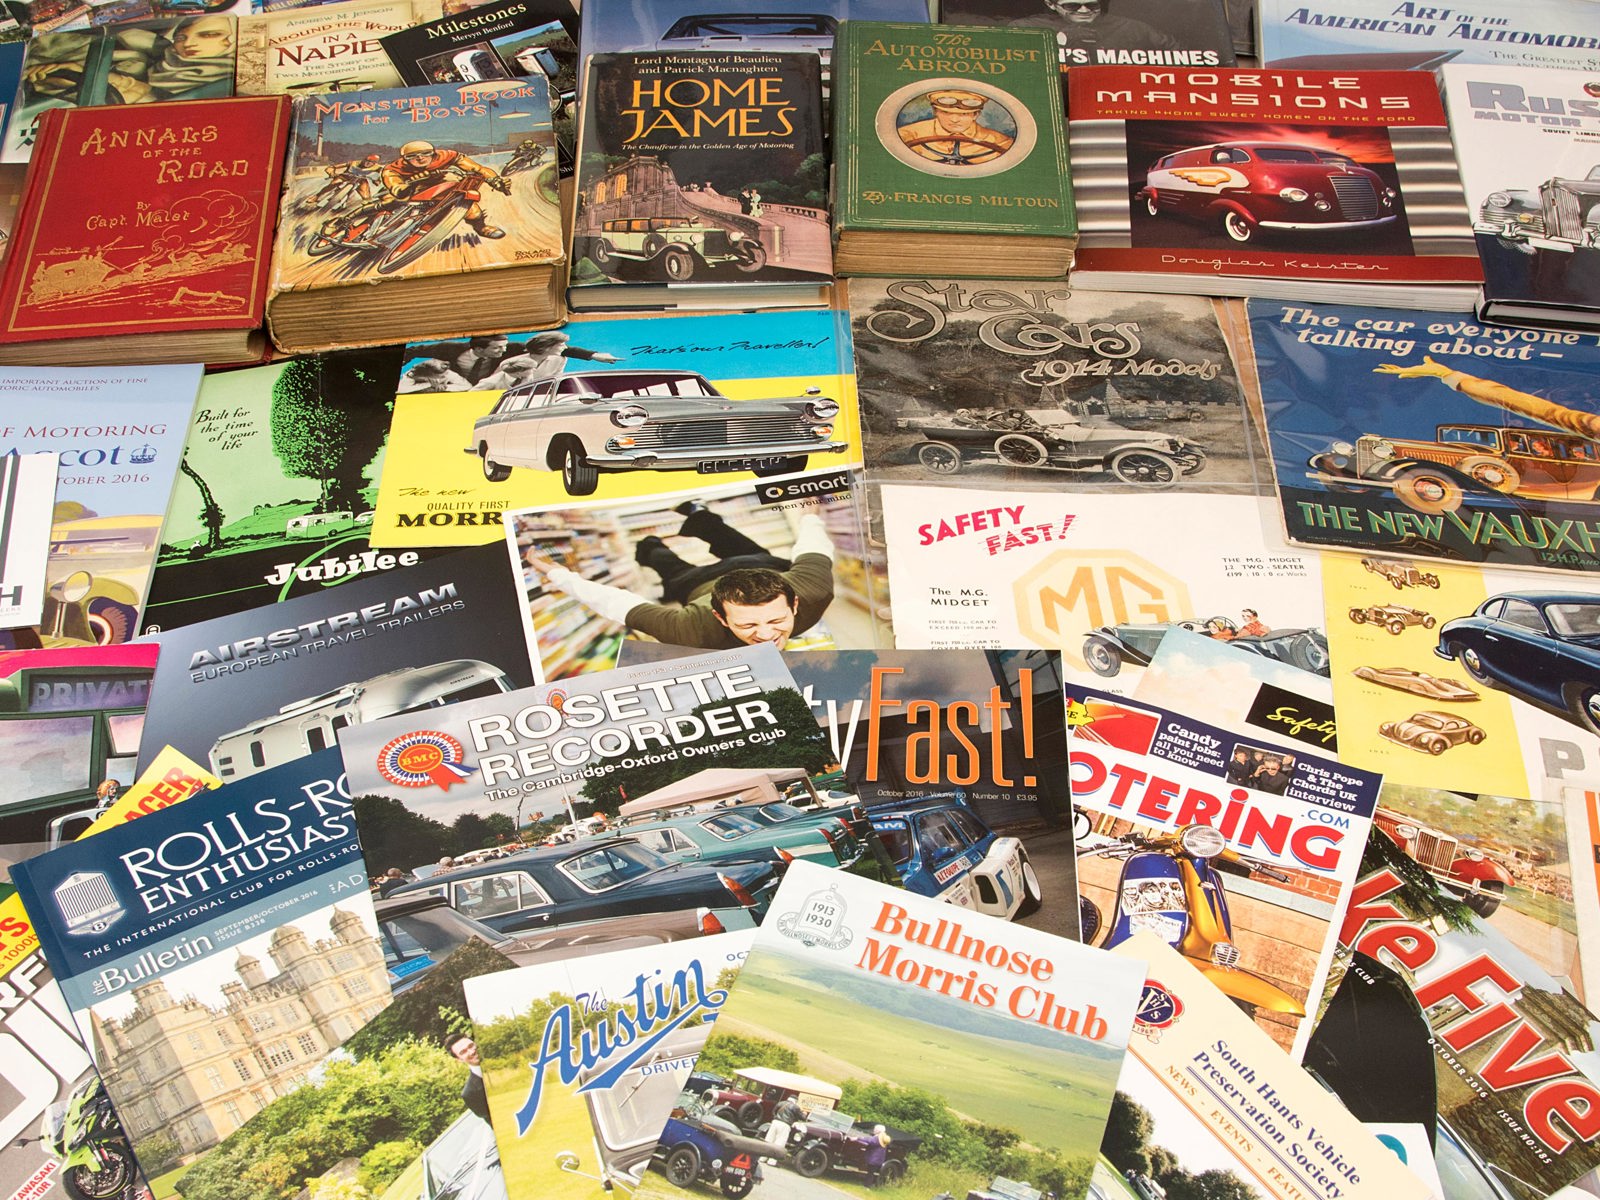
[1250,297,1600,573]
[848,278,1258,492]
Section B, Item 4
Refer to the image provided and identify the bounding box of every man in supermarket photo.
[524,501,837,650]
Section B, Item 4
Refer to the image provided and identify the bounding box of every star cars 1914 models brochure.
[9,748,391,1194]
[625,861,1143,1200]
[1069,686,1382,1056]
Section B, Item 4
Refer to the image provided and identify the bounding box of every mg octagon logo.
[1013,550,1189,671]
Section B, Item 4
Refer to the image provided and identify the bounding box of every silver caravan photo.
[209,660,514,780]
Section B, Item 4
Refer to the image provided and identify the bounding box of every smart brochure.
[624,861,1144,1200]
[462,931,755,1200]
[1067,685,1382,1057]
[9,749,389,1189]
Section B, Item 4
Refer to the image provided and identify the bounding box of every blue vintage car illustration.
[865,794,1041,920]
[389,838,780,935]
[1436,591,1600,734]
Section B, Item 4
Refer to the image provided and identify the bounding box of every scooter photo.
[24,1076,139,1200]
[1077,822,1306,1018]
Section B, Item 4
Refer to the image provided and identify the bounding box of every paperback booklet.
[461,932,754,1200]
[234,0,440,95]
[1440,63,1600,331]
[939,0,1236,72]
[138,346,450,634]
[830,21,1075,279]
[267,80,565,353]
[10,749,391,1186]
[1257,0,1600,72]
[1066,67,1482,308]
[1102,933,1431,1200]
[2,17,239,163]
[0,365,199,647]
[877,485,1327,692]
[1249,297,1600,573]
[337,643,892,903]
[0,97,290,366]
[626,860,1144,1200]
[570,50,831,310]
[1306,820,1600,1200]
[137,541,538,780]
[848,278,1261,493]
[0,644,157,883]
[0,451,58,629]
[505,469,881,679]
[371,309,863,549]
[1068,685,1383,1054]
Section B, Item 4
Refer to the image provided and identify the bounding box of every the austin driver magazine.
[628,861,1143,1200]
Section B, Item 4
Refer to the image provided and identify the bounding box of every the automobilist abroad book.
[1099,933,1431,1200]
[1069,685,1382,1055]
[629,861,1143,1200]
[9,749,391,1194]
[461,931,755,1199]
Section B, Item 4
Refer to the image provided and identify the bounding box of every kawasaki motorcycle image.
[35,1076,139,1200]
[1077,822,1306,1017]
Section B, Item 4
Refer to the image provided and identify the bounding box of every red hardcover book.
[1066,67,1483,308]
[0,95,290,366]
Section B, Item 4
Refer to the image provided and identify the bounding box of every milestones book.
[0,97,290,366]
[10,749,393,1192]
[570,50,831,311]
[267,80,565,353]
[626,861,1144,1200]
[1067,67,1482,307]
[1440,63,1600,331]
[831,21,1075,278]
[1248,298,1600,573]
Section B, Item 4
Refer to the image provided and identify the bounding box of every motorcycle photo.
[1075,817,1306,1019]
[15,1075,141,1200]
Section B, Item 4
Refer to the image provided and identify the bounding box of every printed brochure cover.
[138,347,451,634]
[877,484,1326,692]
[1321,551,1600,797]
[9,749,391,1193]
[505,468,881,680]
[1250,298,1600,573]
[848,279,1261,494]
[461,931,754,1200]
[628,861,1143,1200]
[0,365,200,646]
[173,935,522,1200]
[337,644,891,912]
[576,0,929,61]
[0,739,207,1200]
[1068,685,1382,1054]
[1257,0,1600,72]
[0,451,58,628]
[372,309,861,548]
[0,643,157,884]
[1559,778,1600,1006]
[1305,822,1600,1200]
[1440,64,1600,328]
[235,0,440,95]
[1101,932,1431,1200]
[1135,626,1338,759]
[138,541,538,781]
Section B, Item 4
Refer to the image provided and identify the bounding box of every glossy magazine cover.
[1068,685,1382,1055]
[371,310,861,548]
[461,932,753,1200]
[627,862,1143,1200]
[10,750,390,1195]
[1250,298,1600,573]
[137,542,537,779]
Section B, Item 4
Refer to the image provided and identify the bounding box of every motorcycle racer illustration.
[318,139,511,247]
